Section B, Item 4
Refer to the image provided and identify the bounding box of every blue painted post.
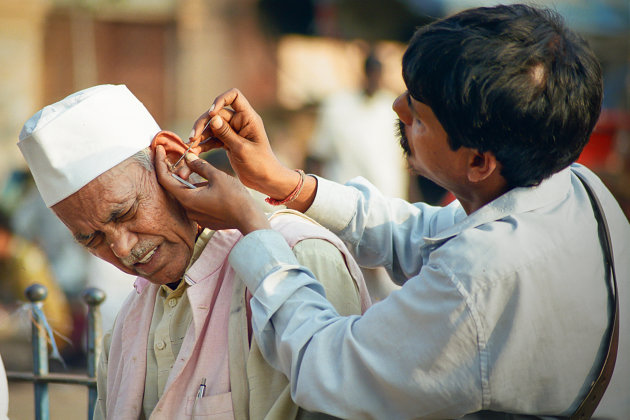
[82,287,106,420]
[25,284,50,420]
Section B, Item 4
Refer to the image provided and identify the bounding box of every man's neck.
[166,279,182,291]
[454,178,510,214]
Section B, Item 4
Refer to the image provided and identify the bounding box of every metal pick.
[172,143,193,169]
[173,119,214,169]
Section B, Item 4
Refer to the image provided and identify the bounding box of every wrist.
[286,174,317,213]
[262,165,302,201]
[238,205,271,236]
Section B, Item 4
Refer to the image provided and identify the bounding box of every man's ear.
[152,130,209,180]
[466,149,500,183]
[151,131,191,168]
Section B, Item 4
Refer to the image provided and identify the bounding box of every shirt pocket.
[185,391,234,420]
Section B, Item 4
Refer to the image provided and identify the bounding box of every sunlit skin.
[52,156,198,285]
[393,91,508,214]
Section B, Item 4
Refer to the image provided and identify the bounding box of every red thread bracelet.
[265,169,306,206]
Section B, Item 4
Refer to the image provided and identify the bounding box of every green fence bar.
[25,284,50,420]
[6,284,106,420]
[82,287,105,420]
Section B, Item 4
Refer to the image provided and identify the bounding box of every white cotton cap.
[18,84,160,207]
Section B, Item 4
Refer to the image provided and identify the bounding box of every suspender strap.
[570,171,619,420]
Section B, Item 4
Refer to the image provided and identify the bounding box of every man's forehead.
[85,160,139,197]
[52,161,140,219]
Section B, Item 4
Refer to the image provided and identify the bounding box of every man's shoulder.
[269,210,368,313]
[111,284,155,329]
[268,209,334,242]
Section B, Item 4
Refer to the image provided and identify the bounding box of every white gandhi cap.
[18,84,161,207]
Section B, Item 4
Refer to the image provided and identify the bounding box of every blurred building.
[0,0,628,211]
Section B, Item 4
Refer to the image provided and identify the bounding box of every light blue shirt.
[229,164,630,419]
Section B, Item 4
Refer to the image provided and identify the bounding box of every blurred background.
[0,0,628,418]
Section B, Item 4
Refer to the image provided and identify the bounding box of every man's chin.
[138,268,186,285]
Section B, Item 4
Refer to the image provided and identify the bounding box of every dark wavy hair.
[402,4,603,188]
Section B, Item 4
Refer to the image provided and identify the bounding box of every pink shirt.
[99,212,370,420]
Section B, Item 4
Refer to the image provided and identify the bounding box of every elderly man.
[18,84,370,420]
[161,4,630,419]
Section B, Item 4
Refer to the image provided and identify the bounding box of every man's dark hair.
[402,4,603,187]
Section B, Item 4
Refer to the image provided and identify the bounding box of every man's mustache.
[120,241,159,267]
[396,118,410,157]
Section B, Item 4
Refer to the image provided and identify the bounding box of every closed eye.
[86,233,104,249]
[75,231,104,249]
[109,201,138,223]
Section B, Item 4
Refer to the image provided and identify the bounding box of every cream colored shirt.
[142,229,214,419]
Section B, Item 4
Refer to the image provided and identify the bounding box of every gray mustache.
[121,242,158,267]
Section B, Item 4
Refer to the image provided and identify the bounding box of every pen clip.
[196,377,206,399]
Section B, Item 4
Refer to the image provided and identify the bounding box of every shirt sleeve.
[229,230,483,420]
[292,238,361,316]
[305,176,459,284]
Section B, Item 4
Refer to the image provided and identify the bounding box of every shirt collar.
[424,166,572,244]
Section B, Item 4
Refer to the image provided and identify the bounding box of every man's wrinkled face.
[52,156,198,285]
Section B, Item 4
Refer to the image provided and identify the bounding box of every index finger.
[154,145,193,198]
[209,88,254,116]
[190,107,234,144]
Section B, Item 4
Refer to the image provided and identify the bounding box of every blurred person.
[181,4,630,419]
[11,179,89,297]
[307,50,406,300]
[0,209,72,344]
[8,175,90,363]
[308,50,407,199]
[18,84,370,420]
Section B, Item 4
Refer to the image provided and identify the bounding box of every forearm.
[305,176,449,281]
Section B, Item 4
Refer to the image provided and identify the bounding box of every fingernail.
[211,115,223,129]
[208,103,215,113]
[189,129,196,139]
[185,153,199,163]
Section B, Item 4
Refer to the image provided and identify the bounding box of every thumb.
[185,153,221,181]
[208,115,243,149]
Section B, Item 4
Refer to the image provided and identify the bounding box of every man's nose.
[393,93,412,125]
[107,227,137,261]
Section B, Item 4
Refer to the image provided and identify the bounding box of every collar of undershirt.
[162,228,215,294]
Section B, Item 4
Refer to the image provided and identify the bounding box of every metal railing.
[6,284,105,420]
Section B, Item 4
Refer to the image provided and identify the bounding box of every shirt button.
[168,298,177,308]
[156,340,166,350]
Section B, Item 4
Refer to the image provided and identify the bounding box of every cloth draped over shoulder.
[95,210,370,420]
